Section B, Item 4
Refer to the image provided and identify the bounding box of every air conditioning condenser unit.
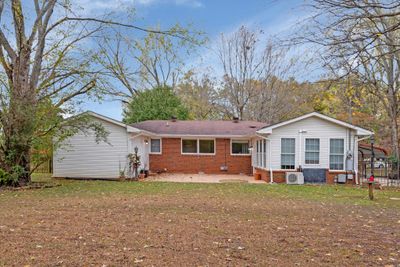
[286,172,304,185]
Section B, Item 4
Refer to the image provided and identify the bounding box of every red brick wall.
[254,168,357,184]
[254,169,286,183]
[149,138,252,174]
[326,170,357,185]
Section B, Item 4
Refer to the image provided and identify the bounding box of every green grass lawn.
[1,173,399,266]
[3,173,396,208]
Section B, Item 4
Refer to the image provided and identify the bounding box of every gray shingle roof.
[131,120,268,136]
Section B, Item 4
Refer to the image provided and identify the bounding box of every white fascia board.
[85,111,141,133]
[153,134,255,138]
[126,125,142,133]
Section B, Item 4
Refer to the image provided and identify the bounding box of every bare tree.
[217,26,301,122]
[0,0,191,185]
[98,26,204,102]
[217,26,263,120]
[248,42,304,123]
[301,0,400,161]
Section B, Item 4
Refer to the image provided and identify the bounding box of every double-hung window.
[330,139,344,170]
[181,139,215,154]
[254,139,267,168]
[305,138,320,164]
[150,138,161,154]
[281,138,295,169]
[182,139,198,153]
[231,140,250,155]
[199,139,215,154]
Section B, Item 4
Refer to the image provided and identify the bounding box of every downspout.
[256,134,273,183]
[352,133,357,185]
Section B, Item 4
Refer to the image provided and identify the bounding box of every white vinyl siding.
[53,117,129,179]
[266,117,356,171]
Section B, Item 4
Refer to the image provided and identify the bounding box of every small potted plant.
[139,169,146,180]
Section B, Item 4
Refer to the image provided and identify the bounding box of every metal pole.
[368,136,375,201]
[371,137,375,178]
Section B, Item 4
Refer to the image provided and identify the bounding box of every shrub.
[0,165,24,187]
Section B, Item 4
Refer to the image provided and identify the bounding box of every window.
[330,139,344,170]
[281,138,295,169]
[231,140,250,155]
[305,138,319,164]
[254,139,267,168]
[181,139,215,154]
[150,139,161,153]
[182,139,197,153]
[262,140,266,168]
[199,139,215,154]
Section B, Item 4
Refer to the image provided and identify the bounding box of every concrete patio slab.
[146,173,266,184]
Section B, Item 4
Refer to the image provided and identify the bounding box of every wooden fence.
[32,159,52,173]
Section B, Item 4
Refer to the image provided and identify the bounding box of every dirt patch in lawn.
[0,182,399,266]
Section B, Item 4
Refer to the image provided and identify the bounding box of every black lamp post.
[368,135,375,200]
[370,135,375,178]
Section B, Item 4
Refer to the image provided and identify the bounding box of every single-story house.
[53,111,373,184]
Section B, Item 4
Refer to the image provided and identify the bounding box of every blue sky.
[80,0,307,120]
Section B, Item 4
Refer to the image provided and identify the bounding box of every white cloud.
[73,0,203,14]
[174,0,203,8]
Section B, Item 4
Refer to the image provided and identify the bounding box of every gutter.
[256,133,273,184]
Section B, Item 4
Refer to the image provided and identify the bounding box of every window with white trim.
[199,139,215,154]
[231,140,250,155]
[181,139,215,154]
[182,139,197,153]
[254,139,267,168]
[305,138,319,164]
[281,138,295,169]
[150,138,161,153]
[262,140,266,168]
[330,139,344,170]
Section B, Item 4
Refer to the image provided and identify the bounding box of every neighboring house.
[53,111,373,184]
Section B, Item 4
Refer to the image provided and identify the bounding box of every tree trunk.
[390,109,400,163]
[387,84,400,160]
[1,46,36,185]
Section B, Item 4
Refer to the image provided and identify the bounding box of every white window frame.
[304,138,320,165]
[199,139,216,155]
[181,138,216,155]
[230,139,251,156]
[329,138,345,171]
[254,139,267,169]
[257,140,262,167]
[149,138,162,154]
[280,138,296,170]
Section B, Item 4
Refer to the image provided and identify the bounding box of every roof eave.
[356,128,373,136]
[256,112,373,136]
[129,133,257,138]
